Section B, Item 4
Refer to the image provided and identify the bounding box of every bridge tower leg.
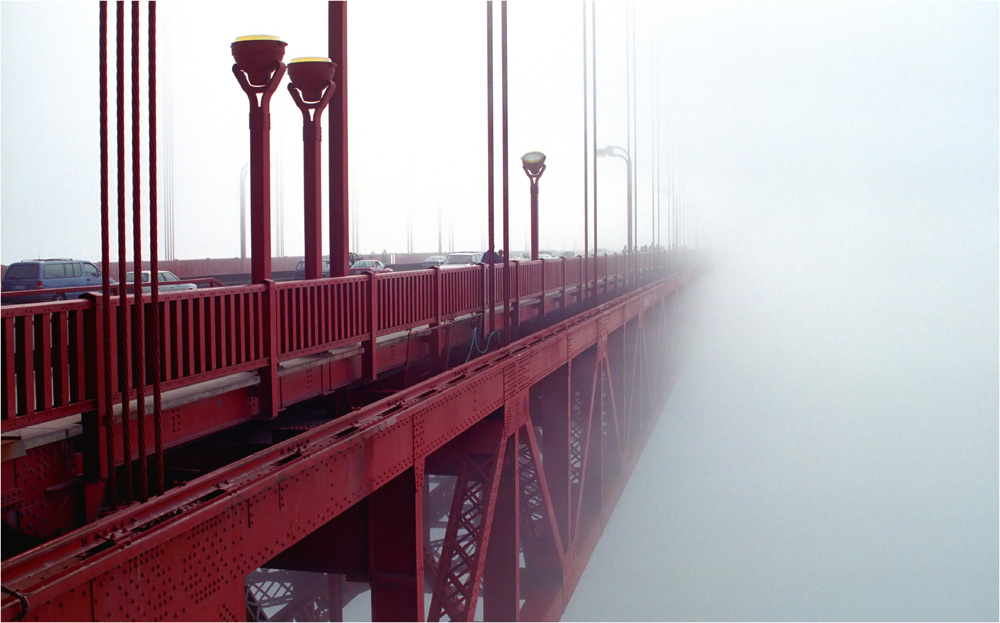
[482,434,519,621]
[369,467,422,621]
[532,366,571,551]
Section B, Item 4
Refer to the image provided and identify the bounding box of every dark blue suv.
[2,259,109,302]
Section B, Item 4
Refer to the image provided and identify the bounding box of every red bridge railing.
[1,300,92,428]
[1,253,666,433]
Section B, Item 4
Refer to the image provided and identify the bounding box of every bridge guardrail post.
[561,257,568,312]
[540,259,546,320]
[82,292,108,481]
[261,279,280,417]
[481,261,488,321]
[512,260,521,336]
[363,272,378,381]
[432,266,444,366]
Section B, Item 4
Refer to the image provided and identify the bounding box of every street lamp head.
[287,57,336,102]
[595,146,612,157]
[521,151,546,179]
[231,35,287,86]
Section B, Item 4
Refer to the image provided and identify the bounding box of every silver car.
[125,271,198,293]
[441,252,483,267]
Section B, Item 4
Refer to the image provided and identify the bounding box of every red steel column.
[483,433,519,621]
[328,2,350,277]
[248,93,276,283]
[534,367,570,550]
[368,468,421,621]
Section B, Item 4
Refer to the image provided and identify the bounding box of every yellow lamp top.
[235,35,282,42]
[522,151,546,164]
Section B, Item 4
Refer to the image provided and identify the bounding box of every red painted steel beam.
[328,3,350,278]
[1,272,691,621]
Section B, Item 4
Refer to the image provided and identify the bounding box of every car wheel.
[54,293,67,301]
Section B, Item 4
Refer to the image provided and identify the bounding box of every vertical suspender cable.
[486,2,495,338]
[625,1,631,256]
[632,2,639,253]
[115,0,134,503]
[148,0,164,496]
[501,1,510,344]
[99,1,117,509]
[653,4,658,249]
[581,2,589,302]
[650,8,656,248]
[591,1,598,303]
[131,0,148,503]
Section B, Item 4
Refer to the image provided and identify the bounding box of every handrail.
[1,251,672,433]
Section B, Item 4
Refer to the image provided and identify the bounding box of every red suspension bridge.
[1,3,701,621]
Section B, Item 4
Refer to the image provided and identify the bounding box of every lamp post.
[596,145,632,254]
[239,162,249,260]
[520,151,546,260]
[232,35,286,283]
[287,57,336,280]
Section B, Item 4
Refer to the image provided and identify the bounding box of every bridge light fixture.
[287,57,336,102]
[287,57,337,280]
[521,151,547,179]
[231,35,287,86]
[521,151,547,260]
[231,35,286,285]
[596,144,634,255]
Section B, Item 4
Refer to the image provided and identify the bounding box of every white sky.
[2,0,663,263]
[2,2,995,265]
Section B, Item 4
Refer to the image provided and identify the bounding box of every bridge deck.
[2,255,694,621]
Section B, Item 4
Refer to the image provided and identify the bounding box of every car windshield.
[353,261,373,268]
[444,254,475,264]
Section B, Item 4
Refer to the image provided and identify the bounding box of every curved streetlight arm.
[596,144,630,164]
[596,144,633,253]
[288,79,336,126]
[232,62,287,108]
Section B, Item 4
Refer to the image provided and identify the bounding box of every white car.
[125,271,198,293]
[441,252,483,267]
[349,259,393,275]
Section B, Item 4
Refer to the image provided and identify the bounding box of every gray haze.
[563,238,998,620]
[564,2,999,621]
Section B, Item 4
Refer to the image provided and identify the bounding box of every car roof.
[16,258,76,263]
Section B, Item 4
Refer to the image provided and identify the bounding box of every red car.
[349,259,393,275]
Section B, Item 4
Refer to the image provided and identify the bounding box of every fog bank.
[562,201,998,620]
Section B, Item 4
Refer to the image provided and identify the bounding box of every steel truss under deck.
[1,269,692,621]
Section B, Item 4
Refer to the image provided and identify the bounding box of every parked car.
[125,271,198,293]
[508,251,531,261]
[441,252,482,267]
[293,259,330,280]
[349,259,393,275]
[292,253,361,280]
[422,255,447,268]
[1,258,108,302]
